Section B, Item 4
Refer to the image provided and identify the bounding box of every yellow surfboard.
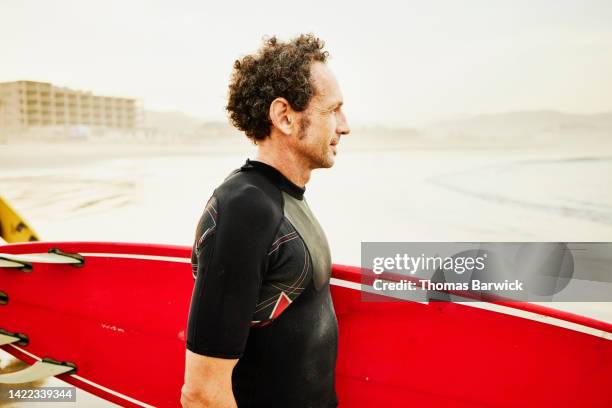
[0,196,40,243]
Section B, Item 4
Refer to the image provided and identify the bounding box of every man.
[181,34,350,407]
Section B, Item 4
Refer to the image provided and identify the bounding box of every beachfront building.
[0,80,140,140]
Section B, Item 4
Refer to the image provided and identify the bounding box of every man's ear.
[269,97,294,136]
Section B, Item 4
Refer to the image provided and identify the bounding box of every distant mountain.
[423,110,612,140]
[141,109,612,146]
[143,110,206,135]
[143,110,240,142]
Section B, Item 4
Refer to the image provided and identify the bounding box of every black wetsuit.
[186,159,338,407]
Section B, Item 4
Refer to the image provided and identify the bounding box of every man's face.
[294,62,350,169]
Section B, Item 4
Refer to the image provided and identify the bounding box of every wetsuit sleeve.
[186,184,280,358]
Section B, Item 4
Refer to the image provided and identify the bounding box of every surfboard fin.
[0,251,83,271]
[0,333,21,346]
[0,329,28,346]
[0,256,32,271]
[0,358,76,384]
[48,248,85,266]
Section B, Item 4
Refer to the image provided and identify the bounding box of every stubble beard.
[297,114,335,169]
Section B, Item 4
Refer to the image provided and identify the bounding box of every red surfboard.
[1,241,611,407]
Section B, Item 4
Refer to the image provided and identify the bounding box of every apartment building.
[0,81,139,136]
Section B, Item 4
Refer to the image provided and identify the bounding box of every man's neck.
[255,148,312,188]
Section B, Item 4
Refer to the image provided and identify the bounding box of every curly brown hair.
[226,34,329,142]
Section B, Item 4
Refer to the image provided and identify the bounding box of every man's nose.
[337,111,350,136]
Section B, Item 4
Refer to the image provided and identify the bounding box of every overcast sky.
[1,0,611,126]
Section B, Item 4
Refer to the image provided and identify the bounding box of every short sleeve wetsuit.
[186,159,338,407]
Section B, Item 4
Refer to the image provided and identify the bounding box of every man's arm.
[182,183,282,406]
[180,350,238,408]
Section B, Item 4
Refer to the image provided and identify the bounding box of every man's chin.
[321,155,335,169]
[311,157,335,170]
[307,151,336,169]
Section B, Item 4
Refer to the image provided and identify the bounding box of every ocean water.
[1,140,611,406]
